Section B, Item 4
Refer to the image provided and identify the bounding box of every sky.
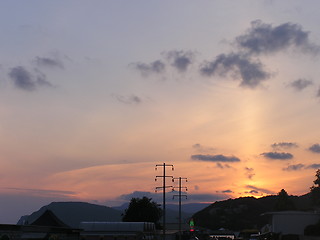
[1,0,320,224]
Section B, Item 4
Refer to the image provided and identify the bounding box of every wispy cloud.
[164,50,196,72]
[8,66,54,91]
[132,60,165,77]
[235,20,320,55]
[245,167,255,179]
[271,142,298,150]
[309,144,320,153]
[289,79,313,91]
[191,154,240,162]
[192,143,215,153]
[199,53,271,88]
[245,185,275,195]
[283,164,305,171]
[261,152,293,160]
[34,56,64,69]
[5,187,77,198]
[113,94,142,104]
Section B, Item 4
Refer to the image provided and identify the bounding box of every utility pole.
[155,163,174,240]
[173,177,188,240]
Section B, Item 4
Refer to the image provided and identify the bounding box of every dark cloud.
[282,164,305,171]
[317,87,320,97]
[8,66,37,91]
[306,164,320,169]
[271,142,298,150]
[289,79,313,91]
[261,152,293,160]
[200,53,271,88]
[222,190,233,193]
[191,154,240,162]
[246,185,275,195]
[235,20,320,55]
[309,144,320,153]
[164,50,195,72]
[8,66,54,91]
[6,187,76,197]
[34,56,64,69]
[245,167,255,179]
[113,94,142,104]
[132,60,165,77]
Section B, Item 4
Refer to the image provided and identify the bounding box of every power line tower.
[155,163,174,240]
[173,177,188,240]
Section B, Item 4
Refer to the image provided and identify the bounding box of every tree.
[274,189,296,211]
[122,197,162,227]
[310,169,320,206]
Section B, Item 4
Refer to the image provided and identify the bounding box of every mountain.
[113,202,210,223]
[192,193,314,231]
[18,202,122,228]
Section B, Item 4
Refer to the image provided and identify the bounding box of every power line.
[155,163,174,240]
[173,177,188,240]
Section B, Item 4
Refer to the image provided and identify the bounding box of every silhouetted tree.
[274,189,296,211]
[122,197,162,228]
[310,169,320,206]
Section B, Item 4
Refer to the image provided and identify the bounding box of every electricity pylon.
[155,163,174,240]
[173,177,188,240]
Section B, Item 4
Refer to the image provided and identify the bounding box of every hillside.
[18,202,122,228]
[192,193,314,231]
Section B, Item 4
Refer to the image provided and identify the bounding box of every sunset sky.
[1,0,320,224]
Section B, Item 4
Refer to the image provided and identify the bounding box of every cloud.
[8,66,54,91]
[132,60,165,77]
[113,94,142,104]
[8,66,37,91]
[5,187,77,198]
[192,143,215,152]
[245,167,255,179]
[289,79,313,91]
[317,87,320,97]
[199,53,271,88]
[309,144,320,153]
[221,189,233,193]
[261,152,293,160]
[271,142,298,150]
[34,56,64,69]
[164,50,195,72]
[191,154,240,162]
[235,20,320,55]
[306,164,320,169]
[282,164,305,171]
[216,163,231,169]
[246,185,275,195]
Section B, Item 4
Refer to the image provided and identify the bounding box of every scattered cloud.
[306,164,320,169]
[199,53,271,88]
[235,20,320,55]
[271,142,298,150]
[317,87,320,97]
[8,66,54,91]
[245,167,255,179]
[309,144,320,153]
[261,152,293,160]
[8,66,37,91]
[289,79,313,91]
[245,185,275,195]
[191,154,240,162]
[113,94,142,104]
[34,56,64,69]
[132,60,165,77]
[164,50,196,72]
[216,163,231,169]
[192,143,215,152]
[221,189,233,193]
[283,164,305,171]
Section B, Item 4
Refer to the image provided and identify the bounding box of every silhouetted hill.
[192,193,314,231]
[18,202,122,228]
